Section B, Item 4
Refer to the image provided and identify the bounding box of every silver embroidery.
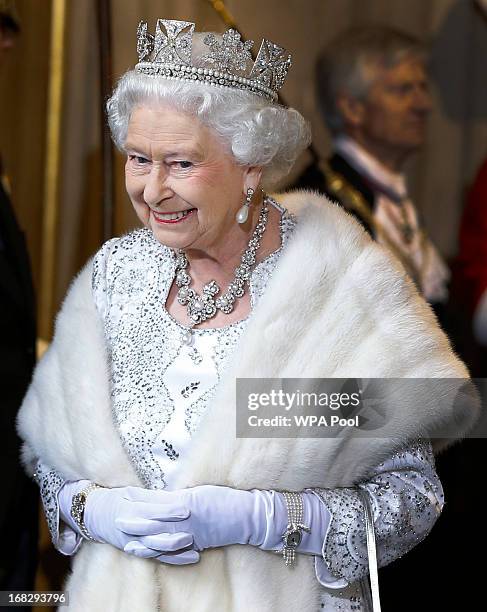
[319,579,368,611]
[92,209,296,491]
[181,381,201,398]
[312,439,444,586]
[160,439,180,460]
[34,459,65,548]
[188,346,204,365]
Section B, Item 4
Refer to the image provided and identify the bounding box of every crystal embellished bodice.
[92,203,296,490]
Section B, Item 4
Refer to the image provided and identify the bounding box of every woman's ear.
[242,166,263,195]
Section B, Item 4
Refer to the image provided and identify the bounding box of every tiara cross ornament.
[135,19,292,102]
[202,29,254,73]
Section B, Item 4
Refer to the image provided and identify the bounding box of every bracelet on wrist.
[70,482,102,542]
[275,491,311,567]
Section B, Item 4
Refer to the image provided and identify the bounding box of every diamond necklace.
[174,197,269,346]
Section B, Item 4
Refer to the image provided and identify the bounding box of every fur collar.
[17,190,478,612]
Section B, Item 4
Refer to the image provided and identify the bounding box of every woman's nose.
[144,166,173,207]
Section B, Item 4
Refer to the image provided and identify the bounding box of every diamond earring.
[236,188,254,224]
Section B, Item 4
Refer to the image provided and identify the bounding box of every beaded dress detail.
[91,202,295,490]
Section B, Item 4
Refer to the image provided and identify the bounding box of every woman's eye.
[129,155,149,165]
[174,161,193,169]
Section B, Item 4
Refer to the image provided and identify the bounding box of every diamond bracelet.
[277,491,311,566]
[70,482,102,542]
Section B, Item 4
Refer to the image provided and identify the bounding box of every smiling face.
[124,105,257,256]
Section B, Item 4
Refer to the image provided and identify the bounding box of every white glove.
[58,480,199,564]
[115,485,267,553]
[117,485,331,559]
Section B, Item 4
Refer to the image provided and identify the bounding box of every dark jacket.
[0,177,38,595]
[293,153,376,236]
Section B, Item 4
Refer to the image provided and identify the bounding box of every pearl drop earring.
[236,187,254,224]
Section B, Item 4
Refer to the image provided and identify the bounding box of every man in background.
[294,26,449,306]
[0,1,38,604]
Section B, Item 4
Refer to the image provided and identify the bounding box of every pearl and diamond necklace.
[175,197,270,346]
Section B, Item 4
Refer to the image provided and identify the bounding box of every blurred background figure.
[0,0,16,61]
[294,26,450,307]
[0,0,38,606]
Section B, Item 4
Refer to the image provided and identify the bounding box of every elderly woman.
[17,19,476,612]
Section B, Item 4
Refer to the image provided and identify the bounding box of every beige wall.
[1,0,487,335]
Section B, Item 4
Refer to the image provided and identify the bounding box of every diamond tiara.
[135,19,292,102]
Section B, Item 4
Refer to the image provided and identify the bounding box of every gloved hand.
[58,480,199,564]
[117,485,332,559]
[115,485,275,553]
